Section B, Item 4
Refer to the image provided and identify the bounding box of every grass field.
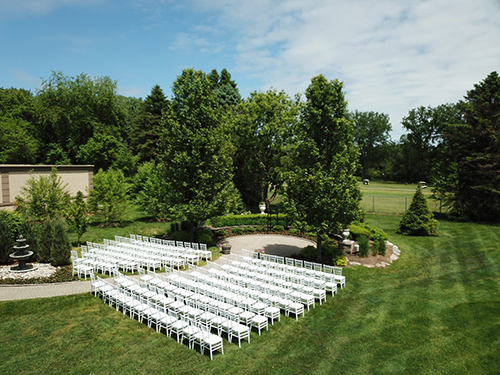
[1,213,499,375]
[360,181,444,214]
[67,204,171,247]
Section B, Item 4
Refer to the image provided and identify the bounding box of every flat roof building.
[0,164,94,210]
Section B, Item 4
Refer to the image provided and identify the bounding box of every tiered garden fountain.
[10,235,36,273]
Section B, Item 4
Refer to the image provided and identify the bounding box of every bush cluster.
[22,219,71,266]
[350,221,388,241]
[300,245,317,260]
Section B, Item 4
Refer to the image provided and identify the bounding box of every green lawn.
[360,181,444,214]
[1,214,499,374]
[67,204,171,247]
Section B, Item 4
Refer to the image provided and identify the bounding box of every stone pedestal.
[341,240,355,254]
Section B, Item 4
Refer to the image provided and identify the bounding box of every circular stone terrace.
[223,234,316,258]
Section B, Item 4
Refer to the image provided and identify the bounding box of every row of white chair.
[106,270,261,347]
[126,235,212,260]
[239,250,346,289]
[90,272,224,359]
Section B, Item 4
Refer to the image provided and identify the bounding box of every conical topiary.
[398,185,439,236]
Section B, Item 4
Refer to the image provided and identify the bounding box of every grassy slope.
[1,214,499,375]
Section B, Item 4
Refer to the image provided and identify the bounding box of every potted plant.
[259,201,266,215]
[221,242,232,255]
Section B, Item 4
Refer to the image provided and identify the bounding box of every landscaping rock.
[349,261,362,266]
[390,254,399,261]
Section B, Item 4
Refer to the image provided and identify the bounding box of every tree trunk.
[188,221,196,243]
[316,233,322,263]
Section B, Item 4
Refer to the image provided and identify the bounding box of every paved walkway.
[0,234,315,302]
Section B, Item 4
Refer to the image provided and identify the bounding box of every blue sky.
[1,0,499,139]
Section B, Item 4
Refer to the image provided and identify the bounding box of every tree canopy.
[285,75,361,260]
[233,89,299,208]
[157,68,242,238]
[351,110,392,179]
[435,71,500,221]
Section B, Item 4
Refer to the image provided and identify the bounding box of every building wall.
[0,165,94,209]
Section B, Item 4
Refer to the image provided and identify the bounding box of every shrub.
[15,167,71,221]
[398,185,439,236]
[371,241,379,256]
[288,228,301,236]
[230,227,244,235]
[49,219,71,266]
[300,245,317,260]
[272,225,285,232]
[350,221,388,241]
[375,238,386,256]
[333,255,348,266]
[0,210,21,265]
[322,238,342,258]
[349,223,370,240]
[196,228,214,245]
[358,235,370,257]
[170,230,190,242]
[209,214,287,228]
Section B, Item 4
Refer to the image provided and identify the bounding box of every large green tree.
[351,110,392,179]
[158,68,241,238]
[435,71,500,221]
[36,72,126,166]
[233,89,299,209]
[0,88,39,163]
[285,75,362,261]
[397,104,461,183]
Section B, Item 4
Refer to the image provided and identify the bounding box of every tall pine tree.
[436,71,500,221]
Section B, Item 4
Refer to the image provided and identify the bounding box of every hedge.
[208,213,287,228]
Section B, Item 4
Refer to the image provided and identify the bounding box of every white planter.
[259,204,266,215]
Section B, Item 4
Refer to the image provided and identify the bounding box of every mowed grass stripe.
[1,214,499,375]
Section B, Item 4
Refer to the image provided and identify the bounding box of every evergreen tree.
[131,85,169,162]
[398,185,438,236]
[0,210,20,264]
[50,219,71,266]
[436,71,500,221]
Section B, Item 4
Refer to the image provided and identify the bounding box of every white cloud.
[184,0,500,138]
